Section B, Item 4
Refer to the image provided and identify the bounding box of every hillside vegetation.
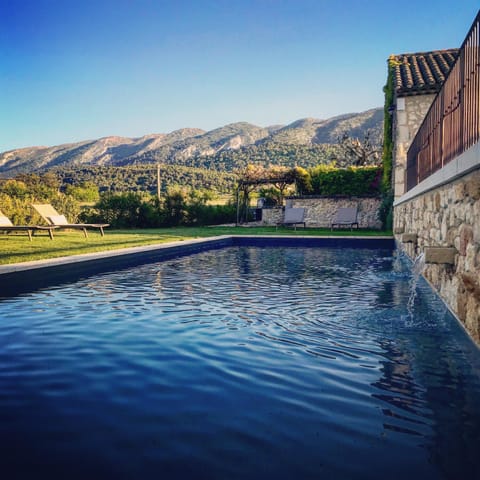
[52,164,237,194]
[0,108,383,178]
[0,107,387,229]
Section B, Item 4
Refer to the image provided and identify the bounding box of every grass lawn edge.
[0,226,393,267]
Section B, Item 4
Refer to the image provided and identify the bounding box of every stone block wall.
[261,196,382,229]
[394,168,480,343]
[393,94,436,200]
[261,208,284,225]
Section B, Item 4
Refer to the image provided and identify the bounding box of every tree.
[268,165,295,201]
[335,131,381,167]
[91,192,148,228]
[65,182,100,202]
[0,179,29,198]
[293,166,312,195]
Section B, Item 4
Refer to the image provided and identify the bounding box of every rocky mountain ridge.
[0,108,383,176]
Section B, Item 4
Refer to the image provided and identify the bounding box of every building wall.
[393,94,436,199]
[262,197,382,229]
[394,168,480,343]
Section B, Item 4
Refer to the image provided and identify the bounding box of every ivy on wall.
[382,55,396,193]
[378,55,397,229]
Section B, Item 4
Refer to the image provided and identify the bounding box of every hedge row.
[305,165,382,196]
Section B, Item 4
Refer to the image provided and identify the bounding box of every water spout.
[393,241,409,272]
[407,252,426,316]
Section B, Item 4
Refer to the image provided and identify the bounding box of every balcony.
[406,11,480,191]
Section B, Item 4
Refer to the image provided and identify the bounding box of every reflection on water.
[0,246,479,479]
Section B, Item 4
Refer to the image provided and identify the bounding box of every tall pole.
[157,164,161,201]
[235,184,240,226]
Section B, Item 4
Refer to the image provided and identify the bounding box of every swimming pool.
[0,243,479,479]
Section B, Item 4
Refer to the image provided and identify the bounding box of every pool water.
[0,246,479,479]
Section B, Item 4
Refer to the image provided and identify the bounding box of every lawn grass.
[0,226,393,265]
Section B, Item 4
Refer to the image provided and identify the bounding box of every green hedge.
[82,190,236,228]
[308,165,382,196]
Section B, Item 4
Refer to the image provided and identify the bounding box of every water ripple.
[0,246,479,479]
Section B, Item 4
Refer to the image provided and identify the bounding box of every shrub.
[309,165,382,196]
[0,193,37,224]
[161,186,235,226]
[293,166,313,195]
[88,192,156,228]
[161,186,189,226]
[0,191,82,225]
[85,188,235,228]
[185,203,236,226]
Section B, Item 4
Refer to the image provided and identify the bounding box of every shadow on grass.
[0,231,194,264]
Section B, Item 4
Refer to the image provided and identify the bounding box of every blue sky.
[1,0,478,152]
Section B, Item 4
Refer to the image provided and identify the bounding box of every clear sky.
[1,0,478,152]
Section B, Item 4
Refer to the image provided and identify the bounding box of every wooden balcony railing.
[406,11,480,191]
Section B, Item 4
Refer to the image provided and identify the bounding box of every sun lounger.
[331,206,359,231]
[0,209,57,240]
[32,204,109,238]
[276,207,306,231]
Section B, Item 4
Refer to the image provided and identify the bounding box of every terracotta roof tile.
[392,49,459,96]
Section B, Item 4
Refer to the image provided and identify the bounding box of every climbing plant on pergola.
[235,165,297,225]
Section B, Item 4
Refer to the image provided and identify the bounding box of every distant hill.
[266,109,382,145]
[0,108,383,177]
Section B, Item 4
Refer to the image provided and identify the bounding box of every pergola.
[235,174,296,225]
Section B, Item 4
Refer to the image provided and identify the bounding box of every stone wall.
[261,208,284,225]
[394,168,480,343]
[261,196,382,229]
[393,94,436,200]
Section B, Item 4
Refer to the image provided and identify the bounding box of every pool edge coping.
[0,235,394,275]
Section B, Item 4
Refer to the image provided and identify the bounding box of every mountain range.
[0,107,383,177]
